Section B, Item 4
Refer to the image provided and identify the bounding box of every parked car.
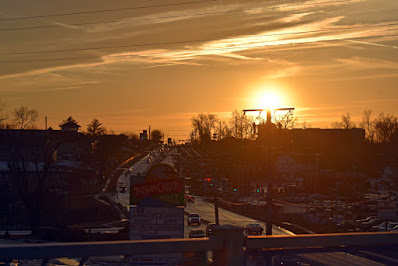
[245,224,264,235]
[373,221,398,232]
[189,229,206,238]
[119,186,127,193]
[361,218,382,231]
[356,216,376,227]
[206,223,217,236]
[187,214,201,225]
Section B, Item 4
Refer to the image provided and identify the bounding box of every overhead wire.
[0,9,245,32]
[0,0,363,29]
[0,0,217,21]
[2,21,397,57]
[1,31,397,64]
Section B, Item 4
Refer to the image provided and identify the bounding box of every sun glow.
[254,90,283,110]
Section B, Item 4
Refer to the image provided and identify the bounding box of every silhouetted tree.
[332,112,355,129]
[6,131,60,231]
[273,111,297,129]
[229,110,253,139]
[0,98,7,123]
[191,113,217,142]
[151,129,163,142]
[12,106,39,129]
[87,118,105,137]
[374,113,398,143]
[360,109,376,143]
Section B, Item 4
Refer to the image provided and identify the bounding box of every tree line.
[332,110,398,144]
[0,99,164,141]
[192,109,398,144]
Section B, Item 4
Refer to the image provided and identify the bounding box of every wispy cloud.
[336,57,398,70]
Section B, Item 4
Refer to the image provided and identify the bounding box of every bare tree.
[360,109,376,143]
[229,110,253,139]
[191,113,217,142]
[0,98,7,123]
[341,112,355,129]
[12,106,39,129]
[273,111,298,129]
[6,131,60,231]
[151,129,163,142]
[374,113,398,143]
[332,112,355,129]
[87,118,105,137]
[302,121,312,129]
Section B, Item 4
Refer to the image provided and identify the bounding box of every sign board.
[129,207,184,239]
[130,163,184,206]
[129,206,184,265]
[378,201,397,220]
[129,163,185,265]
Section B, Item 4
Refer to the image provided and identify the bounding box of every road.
[185,196,293,236]
[113,150,384,265]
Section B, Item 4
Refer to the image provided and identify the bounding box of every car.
[245,223,264,235]
[356,216,376,227]
[189,229,206,238]
[206,223,217,236]
[185,195,195,203]
[119,186,127,193]
[187,214,201,225]
[361,218,382,231]
[374,221,398,232]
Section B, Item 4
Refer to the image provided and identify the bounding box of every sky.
[0,0,397,140]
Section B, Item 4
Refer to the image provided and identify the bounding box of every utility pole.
[45,116,47,130]
[148,125,151,140]
[243,107,294,236]
[214,180,220,225]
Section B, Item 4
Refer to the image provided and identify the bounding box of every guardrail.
[1,226,398,265]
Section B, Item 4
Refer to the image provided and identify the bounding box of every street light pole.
[243,107,295,236]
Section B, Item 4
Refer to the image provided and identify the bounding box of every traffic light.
[233,188,237,192]
[256,189,260,193]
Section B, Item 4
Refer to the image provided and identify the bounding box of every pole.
[335,179,339,232]
[214,184,220,225]
[45,116,47,130]
[266,147,273,235]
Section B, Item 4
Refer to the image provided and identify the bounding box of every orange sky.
[0,0,397,140]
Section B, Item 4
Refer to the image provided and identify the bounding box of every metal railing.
[1,226,398,265]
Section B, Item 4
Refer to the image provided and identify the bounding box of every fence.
[1,225,398,265]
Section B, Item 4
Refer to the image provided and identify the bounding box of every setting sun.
[259,91,282,110]
[251,88,285,110]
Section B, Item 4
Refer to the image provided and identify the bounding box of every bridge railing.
[1,226,398,265]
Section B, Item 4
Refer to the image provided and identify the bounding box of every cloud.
[336,57,398,70]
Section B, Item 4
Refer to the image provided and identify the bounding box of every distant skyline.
[0,0,397,139]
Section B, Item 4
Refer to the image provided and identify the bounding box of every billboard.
[129,163,185,265]
[130,163,184,206]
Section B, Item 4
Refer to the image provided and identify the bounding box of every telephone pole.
[243,107,294,235]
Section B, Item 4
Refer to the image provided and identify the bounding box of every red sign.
[132,179,183,198]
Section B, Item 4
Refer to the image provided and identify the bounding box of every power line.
[0,0,361,27]
[2,22,397,58]
[0,9,244,32]
[0,0,217,21]
[0,31,396,64]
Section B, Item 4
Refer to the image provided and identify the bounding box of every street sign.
[378,201,397,220]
